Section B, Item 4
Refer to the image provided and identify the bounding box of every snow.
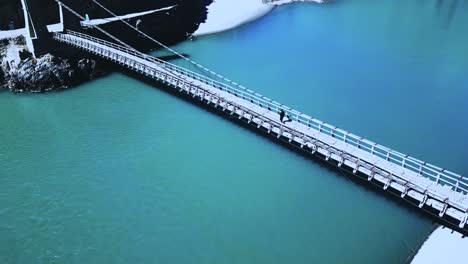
[80,5,177,27]
[47,23,64,33]
[193,0,326,36]
[267,0,324,5]
[47,3,64,33]
[0,30,29,64]
[0,29,27,40]
[0,29,34,58]
[5,44,22,65]
[411,226,468,264]
[1,40,27,67]
[193,0,274,36]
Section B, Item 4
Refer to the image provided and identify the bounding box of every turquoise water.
[1,1,468,263]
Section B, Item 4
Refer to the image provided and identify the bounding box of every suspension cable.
[56,0,253,91]
[53,0,137,51]
[90,0,237,83]
[92,0,187,60]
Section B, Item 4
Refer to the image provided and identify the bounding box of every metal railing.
[53,30,467,195]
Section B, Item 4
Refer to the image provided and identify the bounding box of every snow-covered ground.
[0,39,27,70]
[0,29,27,41]
[193,0,325,36]
[0,30,29,65]
[193,0,275,36]
[267,0,325,5]
[411,226,468,264]
[80,5,177,27]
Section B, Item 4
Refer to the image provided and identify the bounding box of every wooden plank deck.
[53,31,468,232]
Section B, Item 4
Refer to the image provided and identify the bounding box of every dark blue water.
[1,1,467,263]
[172,0,468,173]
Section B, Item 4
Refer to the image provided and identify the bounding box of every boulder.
[1,53,96,93]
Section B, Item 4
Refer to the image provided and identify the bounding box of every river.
[1,0,467,263]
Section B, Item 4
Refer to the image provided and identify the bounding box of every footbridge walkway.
[53,30,468,233]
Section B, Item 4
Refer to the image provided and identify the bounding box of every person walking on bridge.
[279,109,292,124]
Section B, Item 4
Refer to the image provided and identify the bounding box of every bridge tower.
[24,0,68,56]
[19,0,37,57]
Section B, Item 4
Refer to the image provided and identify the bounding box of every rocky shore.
[0,36,97,93]
[1,54,96,93]
[1,0,324,93]
[0,0,213,93]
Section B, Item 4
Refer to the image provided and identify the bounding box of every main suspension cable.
[53,0,137,51]
[90,0,239,83]
[56,0,256,94]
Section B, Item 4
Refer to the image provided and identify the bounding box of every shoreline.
[193,1,275,36]
[193,0,326,37]
[267,0,325,5]
[193,2,468,263]
[411,226,468,263]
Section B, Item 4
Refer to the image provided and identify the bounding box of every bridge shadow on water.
[434,0,460,28]
[405,0,461,28]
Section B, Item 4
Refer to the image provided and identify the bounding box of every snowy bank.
[0,29,27,41]
[193,0,274,36]
[0,38,27,66]
[411,226,468,264]
[267,0,325,5]
[80,5,177,27]
[193,0,326,36]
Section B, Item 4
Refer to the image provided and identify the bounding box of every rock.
[1,53,96,93]
[0,67,4,84]
[77,58,96,76]
[19,49,32,61]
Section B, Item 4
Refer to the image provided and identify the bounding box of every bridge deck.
[53,31,468,232]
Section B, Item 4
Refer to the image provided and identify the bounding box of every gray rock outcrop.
[1,54,96,93]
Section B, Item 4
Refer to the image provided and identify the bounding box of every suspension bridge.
[52,0,467,234]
